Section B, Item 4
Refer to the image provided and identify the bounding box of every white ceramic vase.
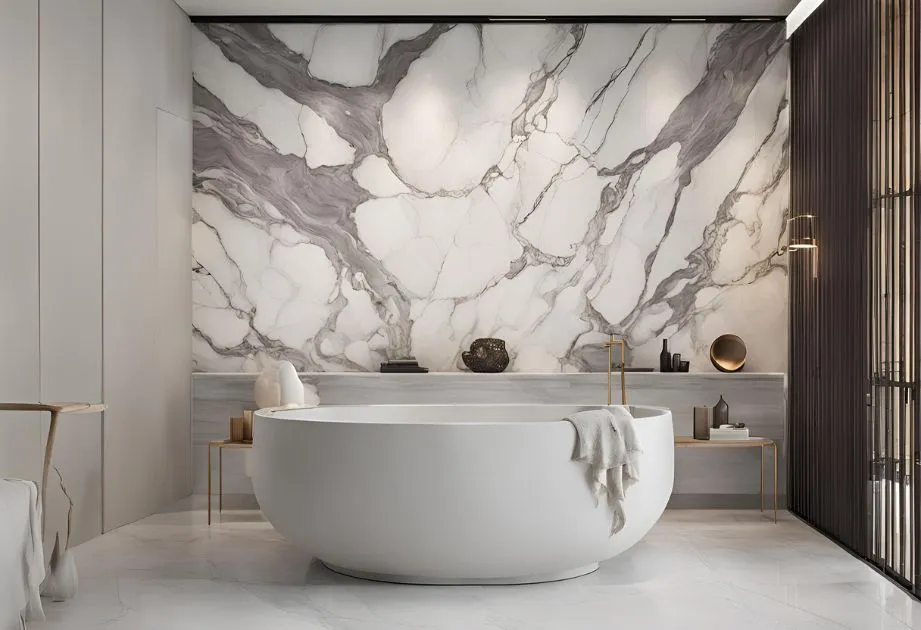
[42,533,77,602]
[255,360,311,409]
[276,361,305,408]
[249,361,317,478]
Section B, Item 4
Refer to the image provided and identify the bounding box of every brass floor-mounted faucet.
[604,335,628,406]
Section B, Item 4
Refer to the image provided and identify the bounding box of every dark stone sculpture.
[462,338,510,373]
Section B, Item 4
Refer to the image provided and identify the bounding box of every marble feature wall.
[193,23,790,373]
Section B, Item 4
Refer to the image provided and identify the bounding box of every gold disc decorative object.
[709,334,747,373]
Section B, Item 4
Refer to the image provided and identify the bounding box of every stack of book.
[380,359,429,374]
[710,425,751,440]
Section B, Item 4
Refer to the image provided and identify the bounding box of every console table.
[675,436,779,522]
[0,402,106,536]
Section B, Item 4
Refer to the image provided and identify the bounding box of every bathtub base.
[321,561,600,585]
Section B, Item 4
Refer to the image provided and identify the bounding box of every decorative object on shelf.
[242,410,254,443]
[713,395,730,428]
[255,360,307,409]
[659,339,672,372]
[380,358,429,373]
[462,338,510,373]
[249,363,317,486]
[671,353,682,372]
[678,361,690,372]
[693,407,711,440]
[709,334,747,372]
[774,214,817,256]
[230,416,245,443]
[710,424,750,440]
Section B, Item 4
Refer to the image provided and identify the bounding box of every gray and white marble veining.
[192,23,790,374]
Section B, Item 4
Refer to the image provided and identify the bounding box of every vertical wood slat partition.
[791,0,921,593]
[789,0,872,557]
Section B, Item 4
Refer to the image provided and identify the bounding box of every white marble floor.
[31,499,921,630]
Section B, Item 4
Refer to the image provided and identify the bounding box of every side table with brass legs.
[207,440,252,525]
[674,436,779,523]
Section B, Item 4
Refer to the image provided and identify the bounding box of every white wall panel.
[39,0,104,547]
[103,0,192,530]
[158,110,193,501]
[1,0,192,539]
[158,0,194,121]
[0,0,41,484]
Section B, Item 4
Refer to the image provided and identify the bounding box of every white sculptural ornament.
[250,361,317,479]
[255,360,309,409]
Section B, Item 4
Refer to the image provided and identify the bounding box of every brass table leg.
[607,340,613,406]
[760,444,765,513]
[219,446,223,513]
[773,443,778,523]
[207,444,212,526]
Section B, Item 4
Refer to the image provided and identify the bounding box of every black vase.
[659,339,672,372]
[713,395,730,428]
[462,338,510,373]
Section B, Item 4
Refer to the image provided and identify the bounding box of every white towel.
[0,479,45,626]
[565,406,642,535]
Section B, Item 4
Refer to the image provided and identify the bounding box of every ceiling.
[176,0,798,17]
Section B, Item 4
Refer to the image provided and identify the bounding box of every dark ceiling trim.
[189,15,785,24]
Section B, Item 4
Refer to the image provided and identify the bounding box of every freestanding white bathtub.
[253,404,674,585]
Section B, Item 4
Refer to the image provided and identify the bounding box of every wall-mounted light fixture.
[775,214,817,257]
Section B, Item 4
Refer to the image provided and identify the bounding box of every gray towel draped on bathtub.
[564,406,642,536]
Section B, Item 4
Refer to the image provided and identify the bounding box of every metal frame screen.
[868,0,921,590]
[791,0,921,594]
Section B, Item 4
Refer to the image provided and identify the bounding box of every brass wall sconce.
[775,214,817,256]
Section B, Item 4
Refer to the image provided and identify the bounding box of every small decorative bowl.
[709,334,747,373]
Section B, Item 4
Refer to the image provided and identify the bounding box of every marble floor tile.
[31,499,921,630]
